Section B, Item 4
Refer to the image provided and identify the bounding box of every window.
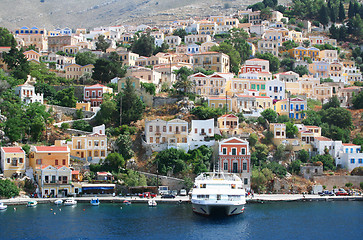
[244,178,248,185]
[222,148,227,155]
[359,159,362,164]
[182,126,187,132]
[94,141,99,146]
[62,159,66,165]
[7,158,10,164]
[350,158,355,164]
[55,159,58,165]
[169,126,172,132]
[231,148,237,155]
[195,128,197,133]
[36,159,42,165]
[19,158,23,164]
[149,126,153,132]
[101,141,105,146]
[224,162,228,170]
[163,126,166,132]
[150,137,153,143]
[11,158,17,166]
[241,148,246,155]
[243,162,247,171]
[101,151,105,157]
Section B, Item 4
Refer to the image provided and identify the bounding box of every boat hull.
[192,202,245,216]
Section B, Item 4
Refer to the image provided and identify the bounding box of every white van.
[158,186,169,195]
[179,189,187,196]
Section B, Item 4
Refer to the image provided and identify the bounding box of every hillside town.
[0,0,363,200]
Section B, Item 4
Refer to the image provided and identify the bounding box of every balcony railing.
[43,180,69,185]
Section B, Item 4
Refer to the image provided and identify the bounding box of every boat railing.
[195,172,241,181]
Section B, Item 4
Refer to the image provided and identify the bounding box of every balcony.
[155,132,161,136]
[200,132,206,136]
[203,61,211,65]
[43,180,69,185]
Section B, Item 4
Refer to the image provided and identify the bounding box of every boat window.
[200,184,206,188]
[231,184,236,189]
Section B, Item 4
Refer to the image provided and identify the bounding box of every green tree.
[281,58,295,71]
[75,51,98,66]
[190,104,224,120]
[348,0,355,18]
[102,152,125,172]
[291,159,302,174]
[52,87,78,108]
[286,121,298,138]
[131,33,155,57]
[116,134,134,160]
[302,110,322,126]
[302,39,311,48]
[252,143,269,166]
[260,7,273,20]
[95,35,111,52]
[121,79,145,125]
[3,46,30,80]
[173,28,188,40]
[350,166,363,175]
[122,170,147,187]
[339,1,346,22]
[298,149,309,163]
[255,52,280,72]
[95,94,118,126]
[322,96,340,109]
[141,82,156,95]
[72,120,92,132]
[311,154,335,171]
[0,27,16,47]
[211,42,241,75]
[319,4,330,26]
[321,107,352,129]
[261,109,278,123]
[352,89,363,109]
[153,42,169,55]
[294,65,309,76]
[267,161,287,178]
[34,82,56,100]
[277,115,290,123]
[282,40,299,51]
[92,58,126,83]
[173,66,194,94]
[0,179,19,198]
[154,148,188,175]
[274,144,286,161]
[248,133,258,147]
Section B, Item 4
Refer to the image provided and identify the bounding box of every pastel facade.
[218,137,251,189]
[192,52,230,73]
[0,147,26,178]
[274,97,307,120]
[266,79,285,100]
[198,21,217,35]
[245,58,269,72]
[336,144,363,171]
[65,64,94,80]
[35,165,72,197]
[207,96,235,112]
[184,35,211,45]
[217,114,239,135]
[309,61,330,78]
[48,35,78,53]
[190,72,233,96]
[319,50,338,63]
[288,47,320,61]
[257,39,279,56]
[23,50,41,62]
[29,146,70,170]
[84,84,113,107]
[164,36,181,49]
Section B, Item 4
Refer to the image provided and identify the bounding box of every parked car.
[139,192,157,198]
[161,194,176,199]
[335,191,349,196]
[319,191,334,196]
[179,189,187,196]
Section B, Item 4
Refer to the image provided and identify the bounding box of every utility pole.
[119,92,122,126]
[225,91,228,114]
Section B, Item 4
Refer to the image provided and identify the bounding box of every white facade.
[189,119,214,142]
[336,144,363,171]
[187,44,201,54]
[266,79,285,100]
[15,83,43,104]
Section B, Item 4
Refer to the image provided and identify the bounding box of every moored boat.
[191,172,246,216]
[123,200,131,205]
[64,198,77,206]
[148,199,157,207]
[0,202,8,210]
[90,197,100,206]
[27,200,38,207]
[54,199,63,205]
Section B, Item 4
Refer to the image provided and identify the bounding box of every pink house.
[84,84,113,107]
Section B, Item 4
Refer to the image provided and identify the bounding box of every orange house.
[29,146,70,170]
[219,137,251,189]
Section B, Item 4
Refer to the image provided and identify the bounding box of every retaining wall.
[313,175,363,189]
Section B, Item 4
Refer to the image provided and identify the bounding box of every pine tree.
[339,1,346,22]
[348,0,355,18]
[329,24,340,39]
[319,4,330,26]
[338,25,347,41]
[330,6,337,23]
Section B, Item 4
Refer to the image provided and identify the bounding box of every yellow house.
[66,133,107,162]
[217,114,240,135]
[288,47,320,61]
[29,146,70,170]
[0,147,26,178]
[273,97,307,120]
[288,30,303,43]
[76,102,91,111]
[207,96,236,112]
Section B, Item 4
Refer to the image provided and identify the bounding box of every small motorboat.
[54,199,63,205]
[123,200,131,205]
[90,197,100,206]
[64,198,77,206]
[27,200,37,207]
[148,199,157,207]
[0,202,8,210]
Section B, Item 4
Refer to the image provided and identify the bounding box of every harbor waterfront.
[0,201,362,240]
[1,194,362,205]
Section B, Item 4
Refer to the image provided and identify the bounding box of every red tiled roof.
[72,170,80,175]
[315,137,332,141]
[247,58,269,62]
[305,126,320,128]
[342,143,359,146]
[87,84,106,88]
[1,147,24,153]
[35,146,68,152]
[220,114,237,118]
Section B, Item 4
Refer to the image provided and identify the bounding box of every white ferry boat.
[191,172,246,216]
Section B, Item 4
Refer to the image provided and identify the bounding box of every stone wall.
[313,175,363,189]
[153,97,179,108]
[46,105,95,118]
[139,171,186,191]
[53,85,85,101]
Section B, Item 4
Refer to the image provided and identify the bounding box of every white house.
[187,44,201,54]
[336,144,363,171]
[266,79,285,100]
[15,82,43,104]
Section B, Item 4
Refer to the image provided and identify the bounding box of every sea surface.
[0,201,362,240]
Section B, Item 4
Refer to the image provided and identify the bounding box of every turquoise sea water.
[0,201,362,240]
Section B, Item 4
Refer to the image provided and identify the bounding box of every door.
[233,162,238,173]
[81,152,84,158]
